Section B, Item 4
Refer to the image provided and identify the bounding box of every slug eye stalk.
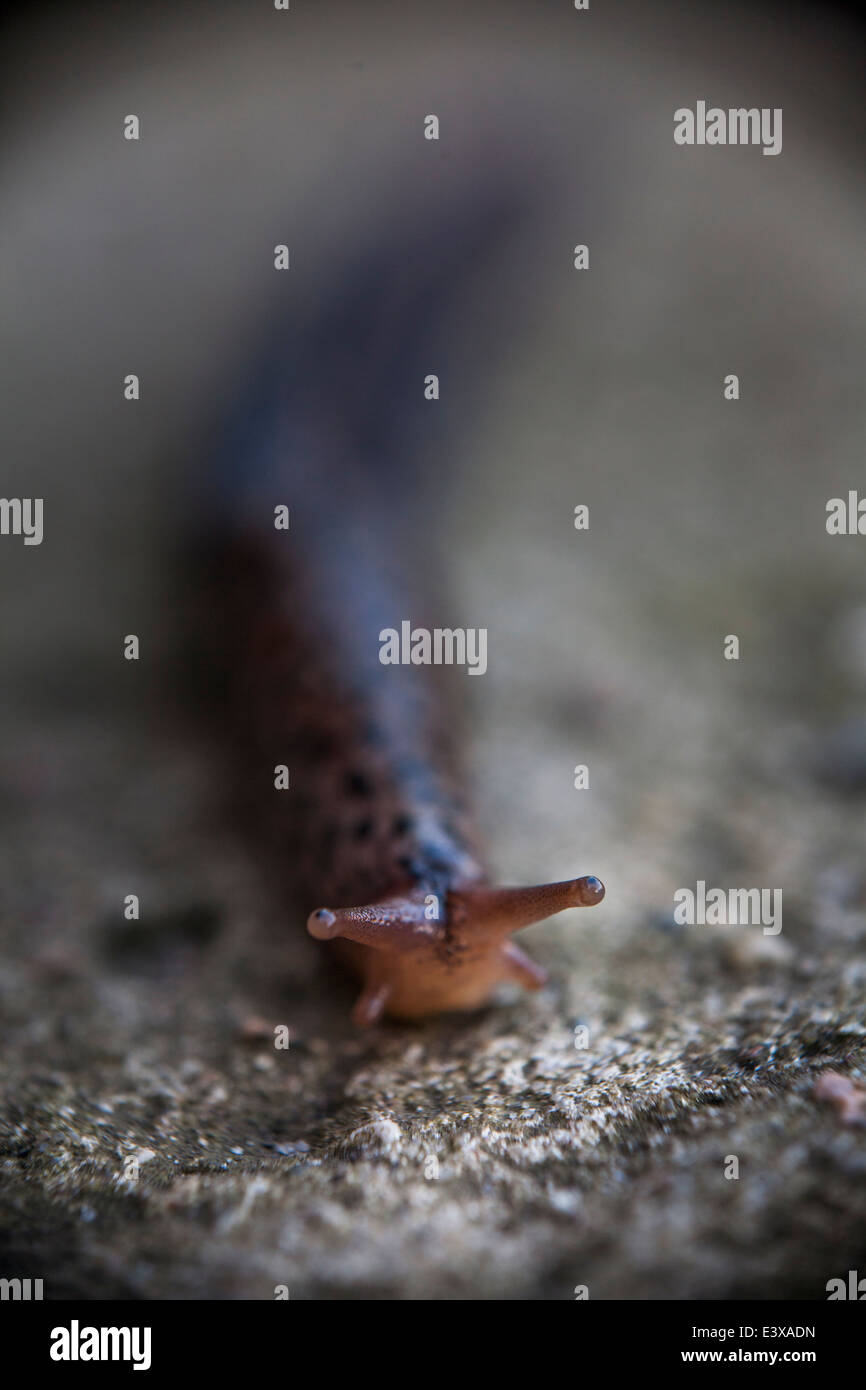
[450,875,606,938]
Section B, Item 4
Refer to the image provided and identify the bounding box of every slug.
[197,165,604,1025]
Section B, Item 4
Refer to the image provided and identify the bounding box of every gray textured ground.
[1,1,865,1299]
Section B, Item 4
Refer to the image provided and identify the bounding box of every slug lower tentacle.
[197,159,604,1023]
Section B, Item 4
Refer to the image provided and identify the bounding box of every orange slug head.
[307,874,605,1025]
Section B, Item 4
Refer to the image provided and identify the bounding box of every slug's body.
[200,167,604,1024]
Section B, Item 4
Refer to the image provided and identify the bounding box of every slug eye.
[580,876,605,903]
[308,907,339,940]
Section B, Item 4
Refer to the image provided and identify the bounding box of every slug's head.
[307,874,605,1025]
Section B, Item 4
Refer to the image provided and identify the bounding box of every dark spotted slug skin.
[199,168,604,1024]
